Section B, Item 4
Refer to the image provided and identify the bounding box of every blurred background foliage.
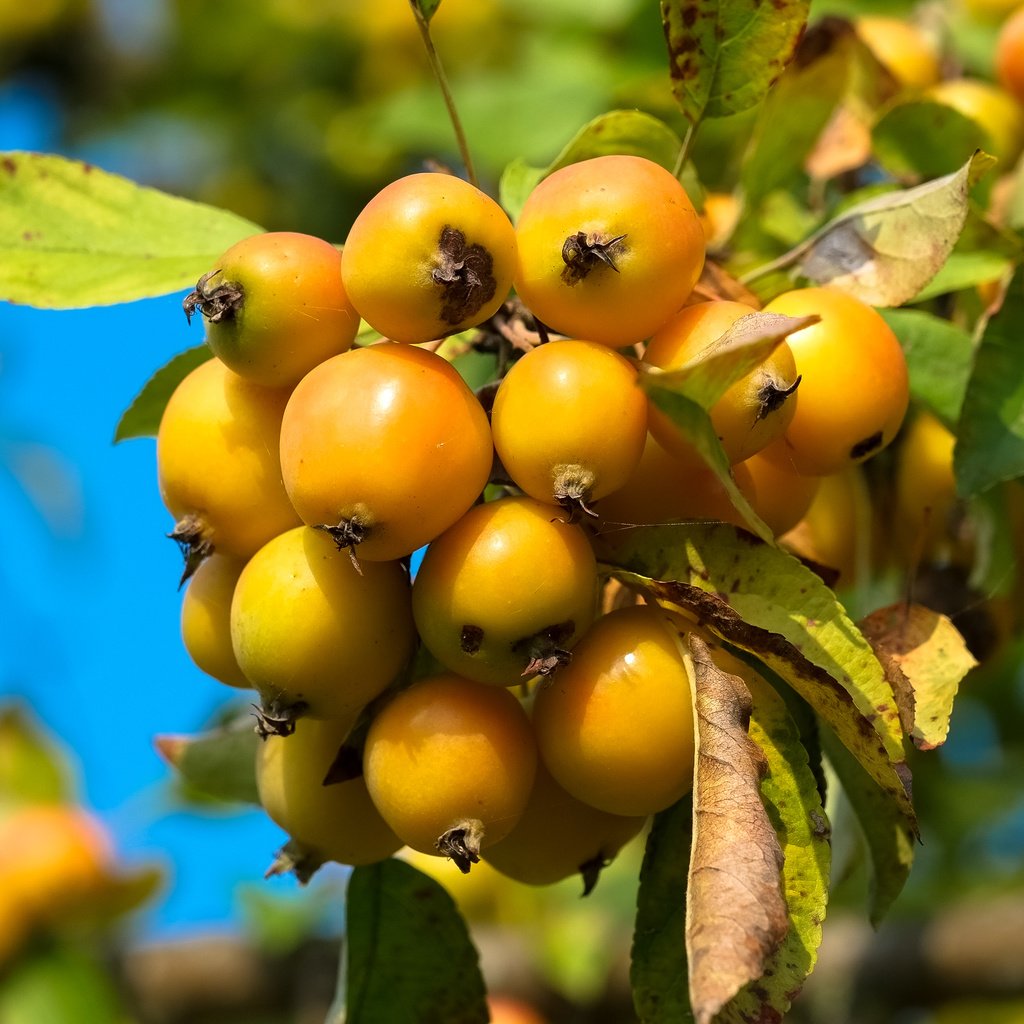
[3,0,1024,1022]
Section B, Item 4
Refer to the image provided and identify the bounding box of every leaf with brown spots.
[344,858,488,1024]
[685,635,788,1024]
[662,0,810,126]
[700,642,831,1023]
[602,523,916,828]
[860,603,977,751]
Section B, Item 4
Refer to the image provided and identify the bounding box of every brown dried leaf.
[686,634,788,1024]
[859,603,977,750]
[689,260,764,308]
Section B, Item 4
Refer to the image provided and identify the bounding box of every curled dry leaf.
[859,603,978,751]
[685,635,788,1024]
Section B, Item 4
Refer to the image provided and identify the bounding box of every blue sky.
[0,77,318,938]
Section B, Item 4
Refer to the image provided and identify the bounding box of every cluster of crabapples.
[158,154,909,886]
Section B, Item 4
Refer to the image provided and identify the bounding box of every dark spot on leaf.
[2,157,16,175]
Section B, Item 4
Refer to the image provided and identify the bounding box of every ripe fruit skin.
[257,716,402,867]
[363,673,537,855]
[643,300,800,464]
[190,232,359,389]
[926,78,1024,163]
[482,763,645,887]
[341,173,517,343]
[895,410,960,559]
[412,496,599,686]
[279,343,494,561]
[0,805,112,931]
[997,7,1024,105]
[741,446,821,538]
[532,605,695,817]
[157,357,300,561]
[762,287,909,476]
[855,16,940,89]
[593,431,754,529]
[231,526,416,722]
[180,553,249,689]
[490,339,648,511]
[514,155,704,347]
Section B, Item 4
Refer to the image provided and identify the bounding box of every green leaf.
[879,309,973,426]
[0,944,126,1024]
[499,110,684,222]
[114,345,212,443]
[631,796,693,1024]
[739,19,857,212]
[955,264,1024,496]
[603,524,915,827]
[912,251,1011,302]
[821,729,915,925]
[0,704,74,806]
[716,655,831,1023]
[874,100,992,182]
[661,0,810,124]
[155,720,260,805]
[0,152,262,308]
[345,859,488,1024]
[750,151,996,307]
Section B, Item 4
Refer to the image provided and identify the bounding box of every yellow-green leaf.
[0,152,262,308]
[603,523,915,827]
[859,603,977,751]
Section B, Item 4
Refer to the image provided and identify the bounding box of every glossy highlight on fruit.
[185,232,360,388]
[341,172,517,343]
[490,339,648,513]
[156,357,301,574]
[231,526,416,729]
[363,673,537,866]
[412,495,599,686]
[762,287,909,476]
[514,155,704,346]
[279,343,494,561]
[532,605,696,817]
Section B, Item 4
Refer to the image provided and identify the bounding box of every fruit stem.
[410,2,479,190]
[673,118,698,179]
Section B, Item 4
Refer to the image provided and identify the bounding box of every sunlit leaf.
[603,524,915,826]
[879,309,973,426]
[955,264,1024,496]
[912,251,1011,302]
[0,153,263,308]
[345,859,488,1024]
[860,603,978,751]
[821,729,915,925]
[661,0,810,124]
[685,636,787,1024]
[155,720,260,805]
[752,151,995,306]
[114,345,212,443]
[631,796,693,1023]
